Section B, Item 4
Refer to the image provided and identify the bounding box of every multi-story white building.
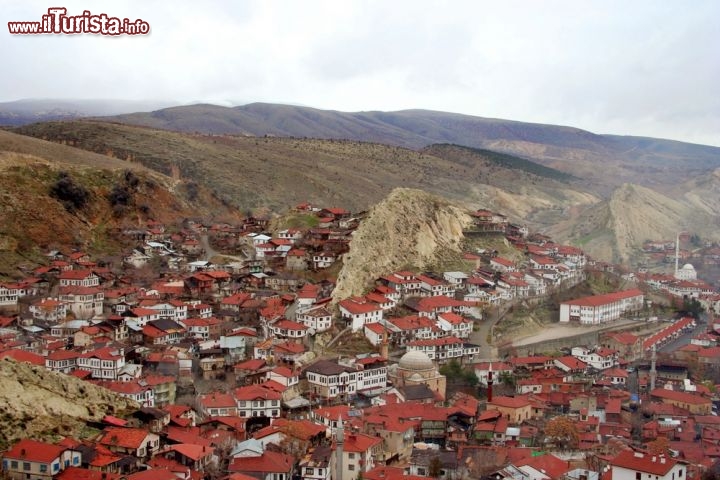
[29,298,67,323]
[406,336,479,363]
[76,346,126,380]
[234,383,283,418]
[45,350,80,374]
[0,283,20,307]
[436,312,473,339]
[339,297,383,332]
[57,269,100,288]
[340,432,382,480]
[559,289,644,324]
[352,355,388,396]
[571,346,618,370]
[609,450,686,480]
[2,439,82,480]
[306,356,389,402]
[144,300,188,322]
[416,274,456,297]
[270,319,308,340]
[305,360,360,402]
[297,306,333,333]
[58,286,104,319]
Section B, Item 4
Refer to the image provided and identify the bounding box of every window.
[40,464,47,473]
[305,468,314,475]
[348,453,355,459]
[23,462,30,471]
[636,474,641,480]
[10,461,18,469]
[348,464,355,471]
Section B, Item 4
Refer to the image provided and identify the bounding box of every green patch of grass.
[435,144,576,182]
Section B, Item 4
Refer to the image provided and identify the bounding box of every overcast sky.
[2,0,719,146]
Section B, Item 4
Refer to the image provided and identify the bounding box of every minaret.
[650,345,657,391]
[487,362,494,403]
[675,233,680,278]
[380,321,389,359]
[335,415,344,480]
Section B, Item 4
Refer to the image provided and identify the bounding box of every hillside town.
[1,201,720,480]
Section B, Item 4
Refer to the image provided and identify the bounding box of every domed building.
[388,350,446,400]
[675,263,697,281]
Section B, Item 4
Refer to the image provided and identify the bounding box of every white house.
[234,383,283,418]
[571,346,618,370]
[76,346,126,380]
[609,450,686,480]
[559,289,644,324]
[297,306,333,333]
[339,297,383,332]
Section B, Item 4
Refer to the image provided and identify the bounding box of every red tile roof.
[517,453,571,480]
[339,298,382,315]
[562,288,643,307]
[343,431,383,452]
[610,450,678,475]
[650,388,711,405]
[100,427,153,449]
[4,439,66,463]
[126,470,178,480]
[56,467,122,480]
[489,396,531,409]
[228,450,294,473]
[234,383,282,401]
[0,349,45,365]
[199,393,236,408]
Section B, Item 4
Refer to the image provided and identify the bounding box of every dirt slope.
[332,188,472,300]
[0,359,138,448]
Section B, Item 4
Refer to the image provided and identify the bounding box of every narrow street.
[200,234,249,263]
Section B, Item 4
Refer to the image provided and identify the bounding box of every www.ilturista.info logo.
[8,8,150,35]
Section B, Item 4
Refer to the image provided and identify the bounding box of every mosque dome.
[398,350,434,371]
[682,263,695,270]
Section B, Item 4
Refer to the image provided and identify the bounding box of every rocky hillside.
[12,120,595,218]
[332,188,472,300]
[104,102,720,192]
[0,130,242,276]
[549,183,720,263]
[0,359,138,448]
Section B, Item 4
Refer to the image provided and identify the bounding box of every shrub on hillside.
[50,171,90,212]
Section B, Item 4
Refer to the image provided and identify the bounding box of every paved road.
[469,302,514,360]
[200,234,248,263]
[658,315,707,353]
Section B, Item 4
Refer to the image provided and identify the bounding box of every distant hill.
[12,120,596,222]
[0,98,176,126]
[9,118,720,265]
[547,182,720,263]
[0,128,241,275]
[105,102,720,191]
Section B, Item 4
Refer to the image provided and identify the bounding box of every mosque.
[387,349,446,400]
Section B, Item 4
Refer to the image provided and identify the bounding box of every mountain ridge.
[100,102,720,192]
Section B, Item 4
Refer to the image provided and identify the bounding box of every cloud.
[1,0,718,145]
